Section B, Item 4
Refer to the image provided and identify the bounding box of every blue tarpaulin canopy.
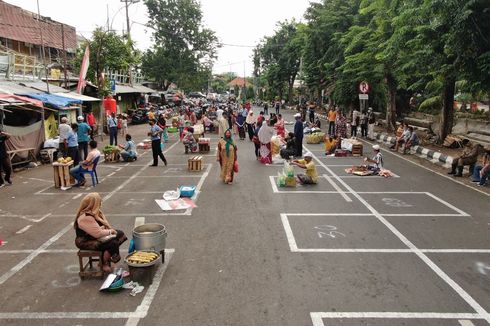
[19,93,82,109]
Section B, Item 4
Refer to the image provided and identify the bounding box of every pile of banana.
[126,251,159,265]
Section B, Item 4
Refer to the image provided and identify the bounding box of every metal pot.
[133,223,167,253]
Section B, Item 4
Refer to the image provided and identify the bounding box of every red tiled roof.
[227,77,250,87]
[0,0,77,50]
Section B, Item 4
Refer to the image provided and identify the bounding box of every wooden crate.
[53,162,74,188]
[198,143,210,153]
[104,151,120,162]
[188,156,202,171]
[352,144,363,157]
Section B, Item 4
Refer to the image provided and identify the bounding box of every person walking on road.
[327,107,337,136]
[218,112,229,138]
[0,129,12,187]
[246,111,256,141]
[107,112,118,146]
[77,116,91,160]
[360,110,368,138]
[148,120,167,167]
[217,129,237,184]
[58,116,71,157]
[367,107,376,140]
[258,120,274,164]
[293,113,304,157]
[351,108,360,138]
[263,102,269,115]
[67,123,80,166]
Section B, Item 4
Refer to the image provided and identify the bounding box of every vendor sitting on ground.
[364,144,384,173]
[324,135,339,155]
[290,152,318,185]
[119,134,137,162]
[448,143,483,177]
[74,192,127,273]
[70,140,101,187]
[183,127,197,154]
[280,132,296,160]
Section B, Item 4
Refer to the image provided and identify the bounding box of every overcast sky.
[5,0,312,77]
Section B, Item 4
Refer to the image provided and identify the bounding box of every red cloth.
[86,113,96,127]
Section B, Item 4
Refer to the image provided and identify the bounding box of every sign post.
[358,81,370,113]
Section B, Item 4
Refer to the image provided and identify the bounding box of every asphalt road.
[0,107,489,326]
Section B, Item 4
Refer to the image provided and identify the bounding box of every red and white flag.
[76,45,90,94]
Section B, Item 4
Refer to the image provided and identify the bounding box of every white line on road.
[15,225,32,234]
[309,150,490,323]
[323,174,352,202]
[134,216,145,227]
[280,214,299,252]
[72,193,83,200]
[102,141,179,202]
[0,223,72,285]
[126,250,175,326]
[425,192,470,216]
[310,312,485,323]
[459,320,476,326]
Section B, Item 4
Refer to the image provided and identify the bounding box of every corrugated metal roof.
[115,84,156,94]
[21,81,69,93]
[133,85,156,93]
[0,1,77,50]
[0,81,40,94]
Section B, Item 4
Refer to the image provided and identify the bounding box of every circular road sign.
[359,81,370,94]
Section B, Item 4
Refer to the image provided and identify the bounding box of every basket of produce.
[53,157,73,165]
[125,250,161,267]
[103,145,120,162]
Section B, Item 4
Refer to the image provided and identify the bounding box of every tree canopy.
[254,0,490,140]
[142,0,220,91]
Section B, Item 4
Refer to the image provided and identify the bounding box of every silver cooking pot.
[133,223,167,261]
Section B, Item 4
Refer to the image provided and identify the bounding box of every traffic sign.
[359,94,369,100]
[359,81,370,94]
[110,79,116,93]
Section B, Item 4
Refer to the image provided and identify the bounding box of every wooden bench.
[77,250,106,279]
[7,148,36,167]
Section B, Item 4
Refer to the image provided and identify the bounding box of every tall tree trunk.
[439,77,456,143]
[385,73,397,132]
[287,81,294,105]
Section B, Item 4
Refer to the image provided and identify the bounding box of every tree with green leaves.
[254,20,304,103]
[76,27,140,96]
[142,0,219,91]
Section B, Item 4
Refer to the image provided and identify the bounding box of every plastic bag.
[283,162,295,178]
[277,173,286,187]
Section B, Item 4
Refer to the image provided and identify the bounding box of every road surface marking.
[15,225,32,234]
[309,150,490,323]
[310,312,485,325]
[134,216,145,227]
[459,320,476,326]
[0,223,72,285]
[280,214,299,252]
[360,138,490,198]
[425,192,470,216]
[323,174,352,202]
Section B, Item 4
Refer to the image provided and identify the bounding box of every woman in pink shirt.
[74,193,127,273]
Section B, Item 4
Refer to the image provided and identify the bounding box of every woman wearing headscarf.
[236,108,246,140]
[335,111,348,139]
[258,119,275,164]
[245,111,256,141]
[74,193,127,273]
[217,129,237,184]
[274,113,285,139]
[157,113,169,143]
